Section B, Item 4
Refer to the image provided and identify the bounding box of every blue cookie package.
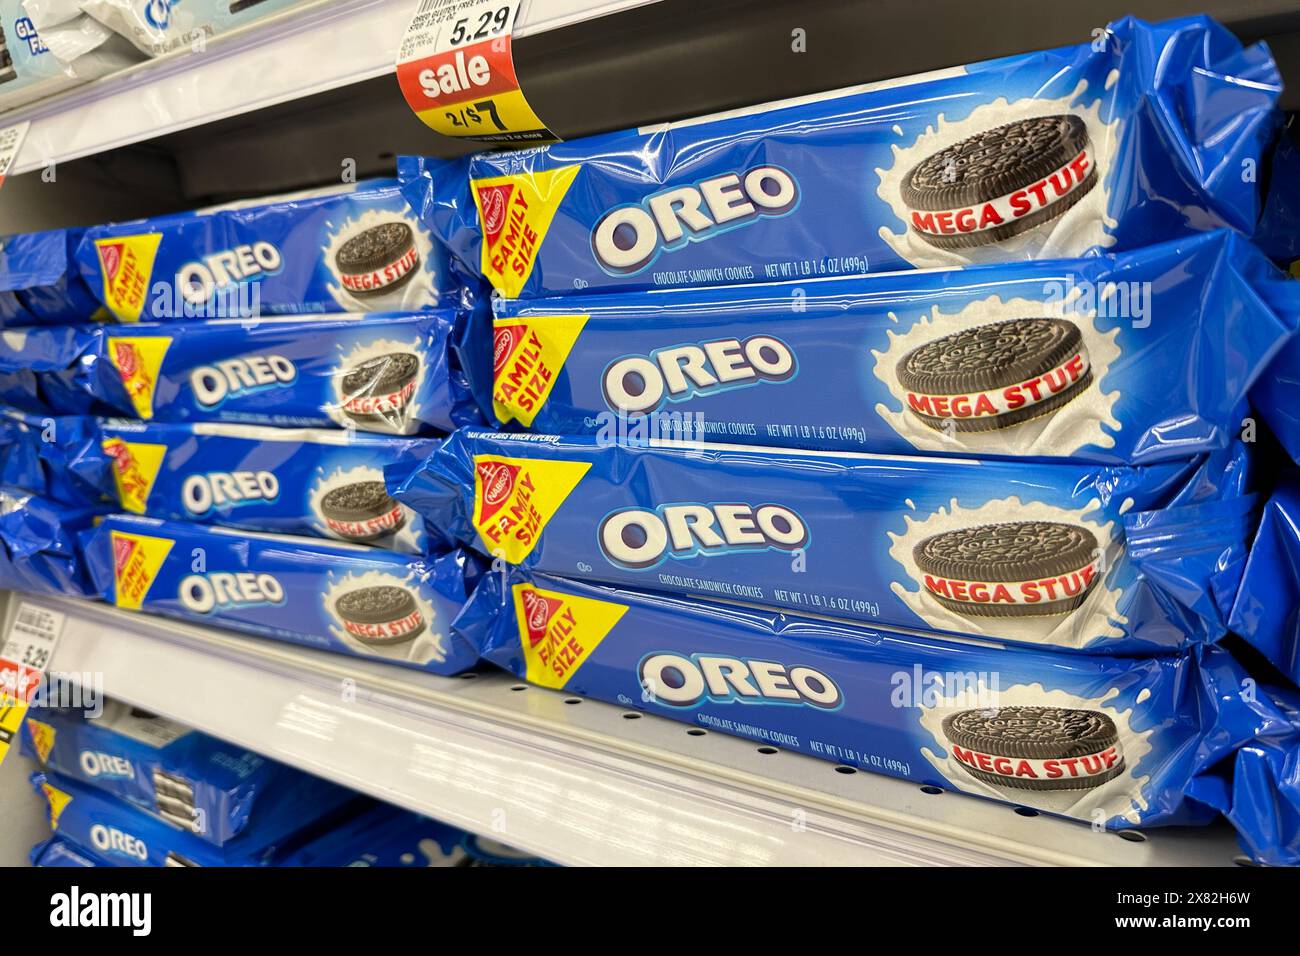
[0,311,482,435]
[73,177,463,322]
[0,228,104,325]
[94,420,442,553]
[30,837,107,868]
[389,429,1253,655]
[400,15,1281,301]
[81,515,480,674]
[29,770,359,867]
[1230,477,1300,686]
[0,487,101,598]
[0,413,110,508]
[20,700,339,847]
[490,231,1299,465]
[455,567,1298,854]
[281,804,470,867]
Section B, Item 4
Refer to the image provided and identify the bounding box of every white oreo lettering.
[639,653,841,709]
[179,572,285,614]
[177,242,282,306]
[599,502,808,568]
[89,824,148,861]
[603,336,796,413]
[592,166,798,274]
[182,471,279,515]
[79,750,133,779]
[190,355,296,407]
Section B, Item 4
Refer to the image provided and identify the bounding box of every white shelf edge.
[3,0,658,176]
[6,589,1248,867]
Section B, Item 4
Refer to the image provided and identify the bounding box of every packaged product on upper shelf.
[20,700,352,847]
[0,228,106,325]
[388,429,1254,655]
[75,177,467,323]
[81,515,482,674]
[90,421,443,553]
[400,15,1282,299]
[453,565,1300,863]
[70,0,313,57]
[488,231,1299,464]
[0,2,141,112]
[0,486,102,597]
[0,311,484,435]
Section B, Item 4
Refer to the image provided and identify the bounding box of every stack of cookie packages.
[387,13,1300,865]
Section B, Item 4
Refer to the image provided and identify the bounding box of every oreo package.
[455,566,1294,855]
[0,412,111,507]
[0,487,101,598]
[1229,477,1300,686]
[391,429,1252,654]
[75,178,460,322]
[95,420,441,553]
[82,515,480,674]
[29,770,357,867]
[401,15,1280,300]
[0,228,105,325]
[20,700,337,846]
[0,4,141,112]
[29,836,106,868]
[0,312,481,435]
[493,231,1299,465]
[78,0,311,56]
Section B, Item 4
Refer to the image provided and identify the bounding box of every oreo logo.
[599,502,807,569]
[603,336,796,414]
[591,166,798,275]
[179,572,285,613]
[639,653,841,709]
[89,824,148,861]
[191,355,297,408]
[178,242,283,307]
[182,471,279,515]
[79,750,133,779]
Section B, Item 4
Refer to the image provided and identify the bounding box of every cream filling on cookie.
[324,503,405,539]
[949,742,1122,783]
[908,147,1093,237]
[905,348,1090,421]
[339,245,419,293]
[342,378,417,416]
[922,556,1100,606]
[341,607,424,641]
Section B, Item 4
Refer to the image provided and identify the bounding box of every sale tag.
[0,601,65,766]
[396,0,557,145]
[0,121,29,189]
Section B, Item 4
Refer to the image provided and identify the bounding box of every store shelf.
[5,590,1251,867]
[1,0,657,177]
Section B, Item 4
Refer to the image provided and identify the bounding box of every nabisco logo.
[112,535,136,578]
[520,588,563,648]
[103,438,133,475]
[478,184,513,248]
[494,324,525,376]
[97,242,124,284]
[480,461,515,508]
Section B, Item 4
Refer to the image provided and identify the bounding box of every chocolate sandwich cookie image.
[913,520,1100,617]
[333,585,427,646]
[942,706,1125,791]
[902,115,1097,249]
[333,222,420,298]
[339,352,420,428]
[319,481,408,542]
[896,318,1092,432]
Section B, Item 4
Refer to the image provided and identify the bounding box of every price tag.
[395,0,557,145]
[0,121,30,189]
[0,601,65,765]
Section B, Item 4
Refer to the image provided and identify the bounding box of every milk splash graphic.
[322,209,439,312]
[871,294,1122,457]
[917,680,1155,825]
[309,464,423,555]
[888,497,1128,650]
[324,569,447,665]
[328,336,426,435]
[874,76,1122,268]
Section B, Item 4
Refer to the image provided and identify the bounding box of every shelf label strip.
[0,121,30,189]
[395,0,557,145]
